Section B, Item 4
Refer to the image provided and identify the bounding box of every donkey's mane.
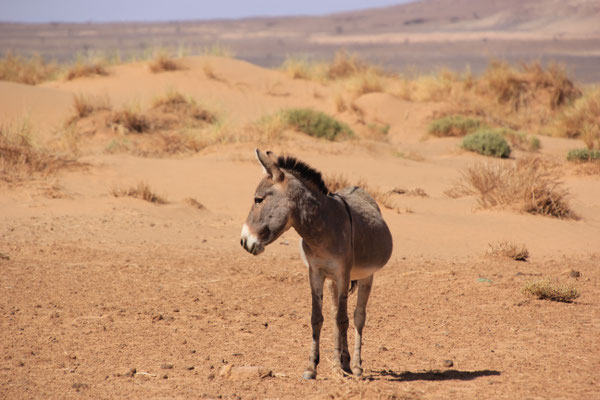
[276,156,329,194]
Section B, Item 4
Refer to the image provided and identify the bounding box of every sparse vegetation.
[202,43,234,58]
[185,197,206,210]
[447,158,576,219]
[550,89,600,140]
[461,130,511,158]
[1,118,76,183]
[487,241,529,261]
[281,57,314,80]
[148,52,180,73]
[323,173,417,212]
[0,52,59,85]
[69,93,111,121]
[65,62,108,80]
[108,107,151,133]
[326,50,371,80]
[151,90,216,125]
[428,116,483,137]
[111,182,167,204]
[566,148,600,162]
[481,60,580,112]
[523,279,580,303]
[282,108,354,140]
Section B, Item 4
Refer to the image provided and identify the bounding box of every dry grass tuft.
[326,50,370,80]
[523,279,580,303]
[550,88,600,142]
[148,52,180,73]
[151,91,216,124]
[70,93,111,121]
[323,174,407,212]
[111,182,167,204]
[481,61,580,112]
[323,173,352,194]
[281,57,315,80]
[108,108,152,133]
[487,241,529,261]
[65,62,108,80]
[0,52,59,85]
[185,197,206,210]
[1,118,77,183]
[428,115,483,137]
[447,157,576,219]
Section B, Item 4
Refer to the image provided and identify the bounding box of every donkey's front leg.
[352,275,373,377]
[331,276,352,374]
[303,266,325,380]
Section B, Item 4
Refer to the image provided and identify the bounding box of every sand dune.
[1,55,599,399]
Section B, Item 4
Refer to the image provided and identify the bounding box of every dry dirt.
[1,56,600,399]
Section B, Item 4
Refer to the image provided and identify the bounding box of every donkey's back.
[335,186,393,273]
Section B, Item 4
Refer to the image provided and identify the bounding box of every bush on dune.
[461,130,511,158]
[282,108,354,140]
[447,157,576,219]
[65,62,108,80]
[428,116,483,137]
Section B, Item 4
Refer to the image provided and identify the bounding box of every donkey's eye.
[254,197,264,205]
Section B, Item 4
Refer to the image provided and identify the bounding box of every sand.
[1,56,599,399]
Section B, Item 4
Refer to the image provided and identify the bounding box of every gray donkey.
[241,149,393,379]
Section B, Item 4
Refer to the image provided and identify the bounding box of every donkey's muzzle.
[240,224,265,255]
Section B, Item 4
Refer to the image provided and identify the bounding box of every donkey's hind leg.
[330,277,352,374]
[352,275,374,377]
[303,265,325,380]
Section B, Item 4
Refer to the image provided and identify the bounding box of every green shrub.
[282,108,353,140]
[461,130,511,158]
[428,116,483,137]
[566,148,600,162]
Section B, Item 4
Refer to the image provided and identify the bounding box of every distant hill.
[1,0,600,82]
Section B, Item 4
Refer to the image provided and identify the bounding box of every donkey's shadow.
[368,369,501,382]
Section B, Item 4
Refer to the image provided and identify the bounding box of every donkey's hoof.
[302,370,317,380]
[352,366,363,377]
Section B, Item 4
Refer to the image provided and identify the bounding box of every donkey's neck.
[291,185,349,253]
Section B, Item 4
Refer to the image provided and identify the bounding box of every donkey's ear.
[255,148,284,182]
[266,150,278,162]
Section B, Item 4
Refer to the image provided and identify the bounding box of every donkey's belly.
[350,264,383,280]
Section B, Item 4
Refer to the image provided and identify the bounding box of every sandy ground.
[1,56,599,399]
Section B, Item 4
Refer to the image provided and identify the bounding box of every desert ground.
[1,52,599,400]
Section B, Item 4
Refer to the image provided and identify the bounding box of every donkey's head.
[240,149,296,255]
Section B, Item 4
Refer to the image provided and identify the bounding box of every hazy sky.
[1,0,412,23]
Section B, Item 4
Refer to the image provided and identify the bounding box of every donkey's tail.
[349,280,357,294]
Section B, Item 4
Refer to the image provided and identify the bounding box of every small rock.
[570,270,581,278]
[186,365,195,371]
[72,382,88,392]
[160,364,174,370]
[443,360,454,368]
[207,373,215,380]
[219,364,232,378]
[125,368,136,377]
[162,374,168,379]
[379,346,389,352]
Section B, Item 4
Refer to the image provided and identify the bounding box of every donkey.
[241,149,393,380]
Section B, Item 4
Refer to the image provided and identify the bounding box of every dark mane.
[276,156,329,194]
